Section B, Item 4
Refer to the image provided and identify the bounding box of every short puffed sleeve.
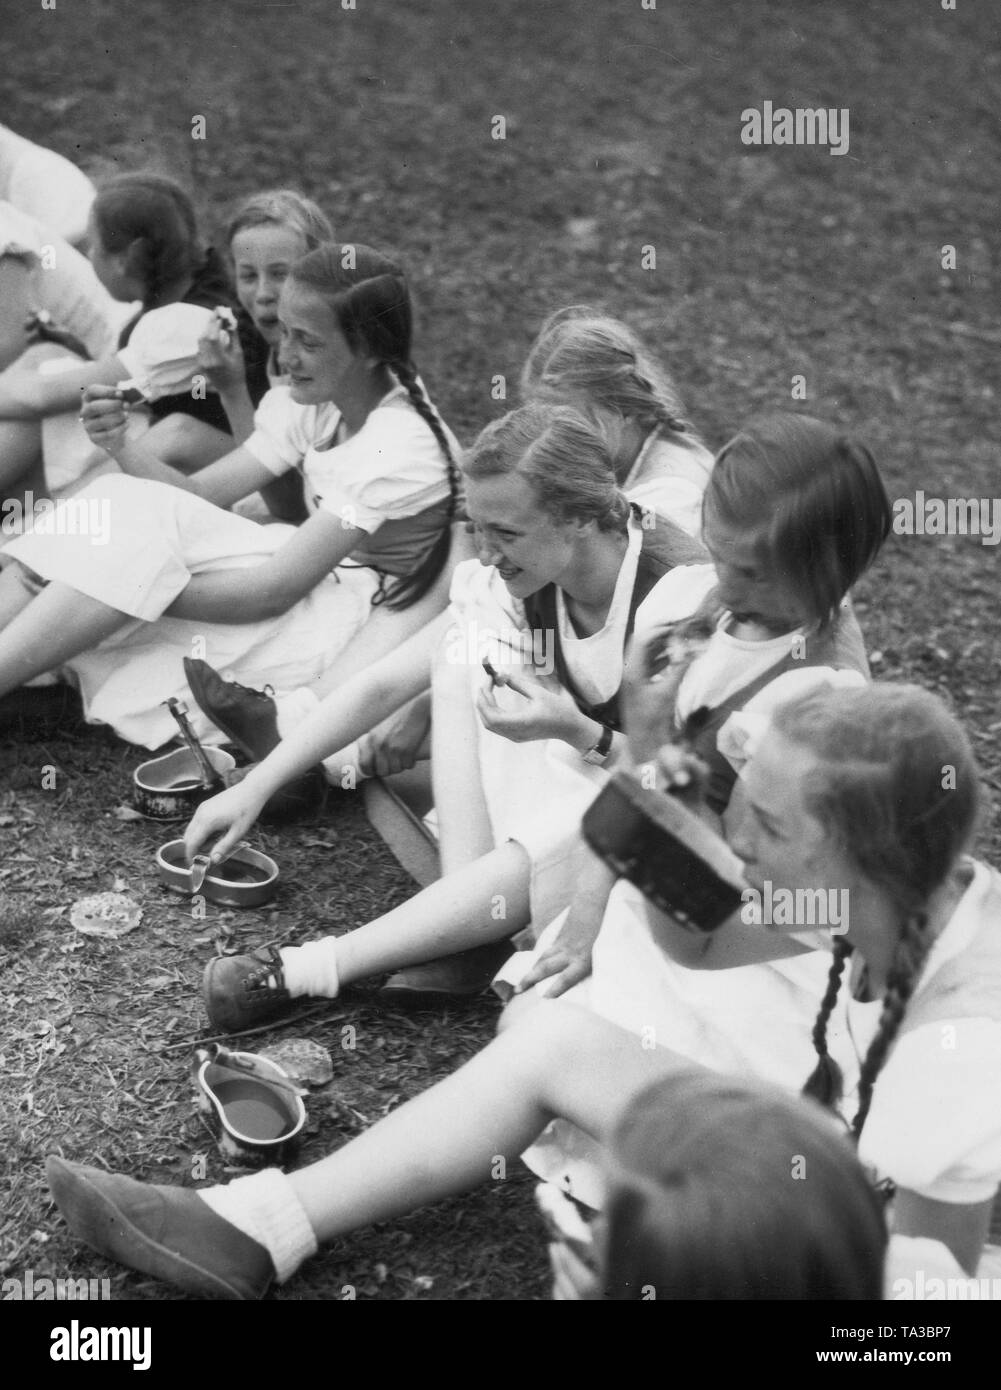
[116,303,217,400]
[717,666,868,776]
[859,1018,1001,1204]
[306,397,451,533]
[243,386,328,477]
[633,562,718,635]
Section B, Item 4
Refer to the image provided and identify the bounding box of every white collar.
[555,513,643,639]
[622,427,661,490]
[916,858,994,983]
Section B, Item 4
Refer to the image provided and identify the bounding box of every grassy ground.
[1,0,999,1303]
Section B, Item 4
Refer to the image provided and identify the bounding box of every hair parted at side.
[93,172,202,309]
[704,412,892,626]
[770,682,981,1139]
[290,243,458,611]
[225,188,332,251]
[462,401,631,533]
[601,1069,886,1300]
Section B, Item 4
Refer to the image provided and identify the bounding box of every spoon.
[189,853,211,895]
[162,698,226,794]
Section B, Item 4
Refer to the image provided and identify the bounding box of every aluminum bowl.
[133,746,236,821]
[194,1047,305,1164]
[155,839,279,908]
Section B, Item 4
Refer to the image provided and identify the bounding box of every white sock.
[274,687,320,741]
[320,741,369,788]
[199,1168,318,1284]
[275,687,365,788]
[280,937,341,999]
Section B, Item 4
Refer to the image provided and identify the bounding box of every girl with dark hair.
[44,682,1001,1297]
[0,172,248,497]
[0,242,459,749]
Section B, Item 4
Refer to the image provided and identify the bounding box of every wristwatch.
[581,722,614,766]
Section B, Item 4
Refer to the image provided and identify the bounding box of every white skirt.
[447,560,610,931]
[4,474,379,748]
[515,882,835,1209]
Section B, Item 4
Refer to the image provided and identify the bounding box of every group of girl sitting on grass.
[3,157,997,1300]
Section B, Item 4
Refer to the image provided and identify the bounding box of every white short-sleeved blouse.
[244,383,454,534]
[624,429,714,540]
[115,302,220,400]
[853,860,1001,1205]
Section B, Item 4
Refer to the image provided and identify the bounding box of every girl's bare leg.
[335,839,531,986]
[0,561,40,628]
[289,1002,678,1241]
[310,523,475,698]
[0,577,129,695]
[314,567,454,697]
[430,631,494,873]
[143,414,234,476]
[0,418,43,492]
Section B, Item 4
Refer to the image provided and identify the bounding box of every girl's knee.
[145,413,197,462]
[430,623,469,691]
[495,987,542,1035]
[146,414,228,471]
[3,558,47,596]
[496,995,598,1065]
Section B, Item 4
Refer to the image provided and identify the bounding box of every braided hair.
[92,173,203,310]
[801,937,852,1110]
[852,913,934,1139]
[289,244,459,610]
[768,683,981,1144]
[519,306,701,470]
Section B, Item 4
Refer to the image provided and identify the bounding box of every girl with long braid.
[0,242,460,749]
[46,682,1001,1297]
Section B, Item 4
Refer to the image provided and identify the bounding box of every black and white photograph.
[1,0,999,1355]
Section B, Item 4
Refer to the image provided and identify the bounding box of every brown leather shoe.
[379,941,513,1006]
[203,944,295,1033]
[183,658,281,760]
[46,1156,275,1300]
